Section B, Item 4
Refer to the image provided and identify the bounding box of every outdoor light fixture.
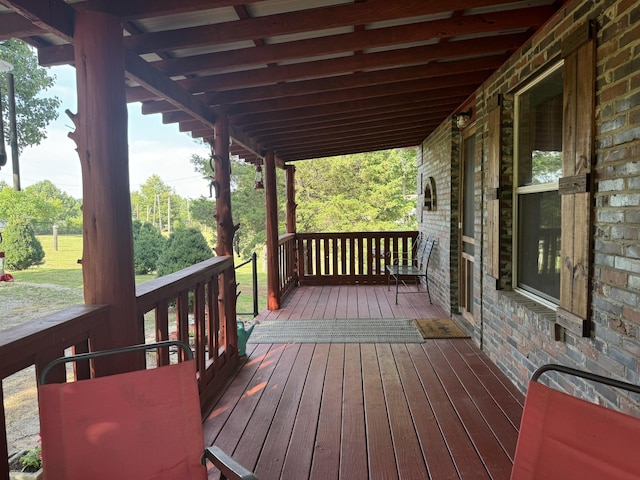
[254,163,264,190]
[453,108,473,130]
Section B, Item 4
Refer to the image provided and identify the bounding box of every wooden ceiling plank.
[0,12,45,39]
[277,137,424,161]
[207,55,506,105]
[182,33,528,93]
[232,88,473,126]
[155,6,552,76]
[127,0,541,54]
[225,71,490,116]
[82,0,265,20]
[246,104,458,136]
[2,0,74,41]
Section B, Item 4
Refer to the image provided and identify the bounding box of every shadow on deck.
[203,285,524,479]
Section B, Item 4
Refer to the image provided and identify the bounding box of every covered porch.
[204,285,524,479]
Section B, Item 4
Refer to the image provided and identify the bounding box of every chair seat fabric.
[510,381,640,480]
[39,360,207,480]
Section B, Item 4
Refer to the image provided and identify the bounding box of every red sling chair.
[511,364,640,480]
[38,341,257,480]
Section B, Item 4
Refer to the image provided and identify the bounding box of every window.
[514,63,563,304]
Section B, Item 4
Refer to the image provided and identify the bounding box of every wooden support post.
[285,165,297,234]
[70,10,142,374]
[264,151,281,310]
[214,116,238,354]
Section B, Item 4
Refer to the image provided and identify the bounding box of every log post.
[213,116,238,354]
[264,151,281,310]
[285,165,297,234]
[70,11,142,374]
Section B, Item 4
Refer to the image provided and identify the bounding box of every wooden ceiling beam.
[2,0,75,41]
[225,71,491,116]
[258,116,443,146]
[153,7,550,76]
[241,99,465,133]
[191,116,440,144]
[232,88,474,127]
[246,105,458,137]
[181,33,529,93]
[125,0,534,54]
[206,55,506,106]
[0,12,45,40]
[80,0,265,20]
[277,137,425,161]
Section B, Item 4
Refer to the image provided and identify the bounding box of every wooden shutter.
[486,95,502,284]
[556,22,596,337]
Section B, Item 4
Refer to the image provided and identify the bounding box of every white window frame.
[513,61,563,308]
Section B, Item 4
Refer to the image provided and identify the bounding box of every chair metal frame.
[386,235,436,304]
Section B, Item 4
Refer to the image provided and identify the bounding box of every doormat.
[248,318,424,344]
[413,318,470,339]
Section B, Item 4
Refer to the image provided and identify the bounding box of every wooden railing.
[135,256,238,408]
[296,231,419,285]
[0,305,110,479]
[279,233,298,302]
[0,256,239,479]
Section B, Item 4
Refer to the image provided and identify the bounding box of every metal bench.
[386,235,436,304]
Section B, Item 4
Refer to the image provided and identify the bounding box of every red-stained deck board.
[406,342,491,479]
[309,344,344,479]
[205,285,523,480]
[340,345,368,480]
[361,343,398,479]
[232,343,301,469]
[253,343,315,479]
[390,343,460,479]
[450,340,525,427]
[424,342,513,479]
[435,340,520,458]
[279,343,330,479]
[377,343,429,479]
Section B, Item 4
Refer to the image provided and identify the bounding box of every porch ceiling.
[1,0,564,163]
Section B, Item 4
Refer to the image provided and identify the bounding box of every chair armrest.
[203,446,258,480]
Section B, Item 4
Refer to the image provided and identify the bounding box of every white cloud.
[1,65,213,200]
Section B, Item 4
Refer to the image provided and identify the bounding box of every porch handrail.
[296,230,419,286]
[135,255,239,410]
[278,233,298,302]
[0,305,110,479]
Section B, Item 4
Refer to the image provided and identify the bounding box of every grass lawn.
[1,234,267,331]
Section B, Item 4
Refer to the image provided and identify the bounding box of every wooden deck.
[203,285,524,479]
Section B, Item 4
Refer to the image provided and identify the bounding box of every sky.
[0,65,213,199]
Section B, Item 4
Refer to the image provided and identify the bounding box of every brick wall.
[419,0,640,414]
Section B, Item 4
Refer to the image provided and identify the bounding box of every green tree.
[156,227,213,277]
[133,221,167,274]
[131,175,189,232]
[24,180,82,233]
[3,219,45,270]
[0,39,60,155]
[0,181,60,222]
[295,148,417,232]
[190,154,286,258]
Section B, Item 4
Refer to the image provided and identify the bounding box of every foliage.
[0,181,61,223]
[3,219,45,270]
[131,175,191,232]
[132,220,167,274]
[18,445,42,472]
[189,196,217,230]
[156,227,213,277]
[0,39,60,155]
[25,180,83,234]
[190,154,285,258]
[295,148,417,232]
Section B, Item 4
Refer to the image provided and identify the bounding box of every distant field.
[1,234,267,327]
